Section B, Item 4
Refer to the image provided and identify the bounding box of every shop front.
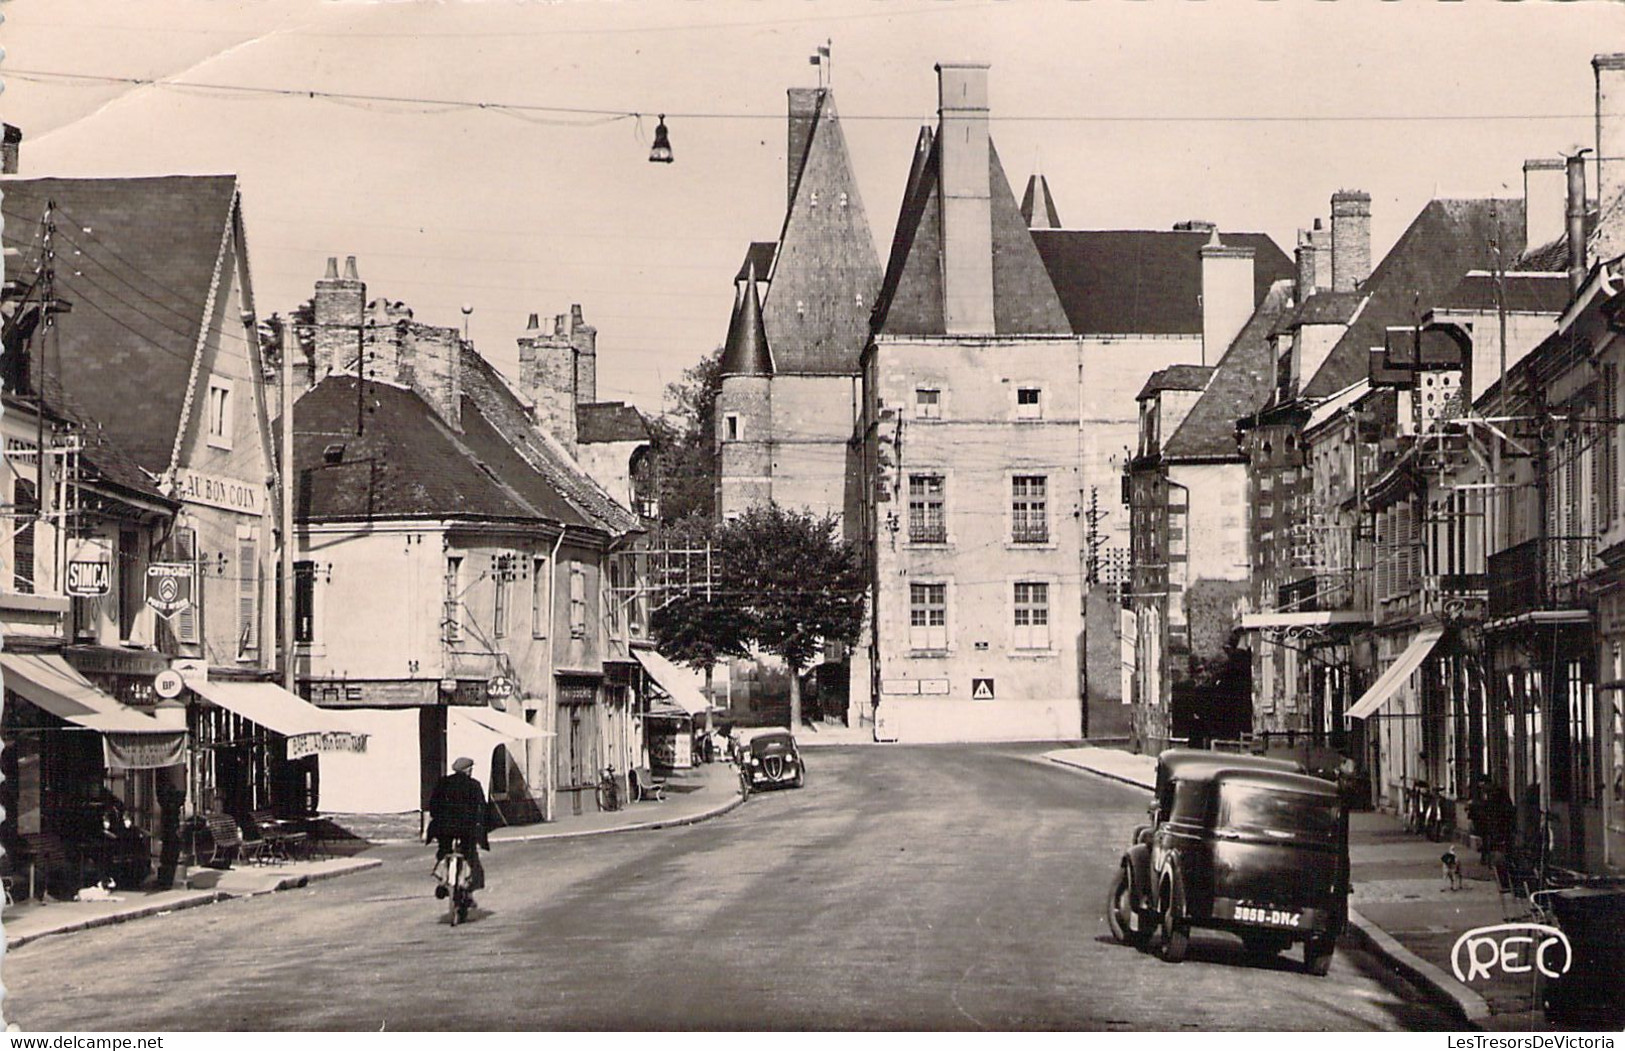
[634,647,713,773]
[182,675,368,824]
[0,651,188,895]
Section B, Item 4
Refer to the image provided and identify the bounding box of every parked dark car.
[1107,749,1349,976]
[738,729,805,792]
[56,791,151,891]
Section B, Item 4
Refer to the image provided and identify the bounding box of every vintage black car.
[55,792,152,891]
[738,729,805,792]
[1107,749,1349,976]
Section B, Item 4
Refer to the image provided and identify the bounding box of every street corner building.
[286,258,660,824]
[0,160,372,897]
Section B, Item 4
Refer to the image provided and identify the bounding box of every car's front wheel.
[1159,877,1190,963]
[792,765,805,789]
[1107,864,1149,948]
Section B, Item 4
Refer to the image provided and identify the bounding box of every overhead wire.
[4,68,1595,125]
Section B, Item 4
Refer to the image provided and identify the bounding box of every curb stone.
[492,789,745,843]
[6,891,229,949]
[1346,907,1490,1027]
[1045,752,1155,791]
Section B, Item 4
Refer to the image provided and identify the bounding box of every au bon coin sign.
[144,563,195,619]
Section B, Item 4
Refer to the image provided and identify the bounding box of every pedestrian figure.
[426,757,491,906]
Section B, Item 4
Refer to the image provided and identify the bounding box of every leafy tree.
[646,348,723,524]
[717,505,866,727]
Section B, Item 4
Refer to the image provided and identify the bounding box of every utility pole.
[280,318,296,693]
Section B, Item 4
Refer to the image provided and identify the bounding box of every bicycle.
[436,848,473,927]
[596,764,623,812]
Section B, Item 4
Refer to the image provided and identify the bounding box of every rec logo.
[1450,922,1572,983]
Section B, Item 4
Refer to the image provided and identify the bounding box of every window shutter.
[238,530,259,656]
[175,528,199,644]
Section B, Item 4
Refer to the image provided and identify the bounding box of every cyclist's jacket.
[426,771,491,850]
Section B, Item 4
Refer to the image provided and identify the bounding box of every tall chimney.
[1200,233,1256,365]
[1294,218,1331,302]
[1524,158,1567,252]
[936,63,995,335]
[2,124,21,176]
[1330,190,1372,293]
[312,256,366,379]
[1568,151,1590,295]
[1594,54,1625,214]
[570,303,596,405]
[787,88,822,210]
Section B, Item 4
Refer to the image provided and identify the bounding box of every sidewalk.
[1046,745,1545,1031]
[3,855,382,950]
[5,763,743,951]
[490,760,742,842]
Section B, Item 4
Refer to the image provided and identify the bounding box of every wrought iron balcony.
[1487,536,1596,620]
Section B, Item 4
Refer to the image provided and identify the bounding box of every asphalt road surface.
[2,745,1456,1031]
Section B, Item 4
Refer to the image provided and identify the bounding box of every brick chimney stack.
[936,63,995,335]
[1569,151,1590,295]
[1200,232,1255,365]
[2,124,21,175]
[1330,190,1371,293]
[520,311,581,452]
[1294,218,1332,303]
[788,88,822,210]
[570,304,596,405]
[1594,54,1625,213]
[1524,158,1567,252]
[312,255,366,379]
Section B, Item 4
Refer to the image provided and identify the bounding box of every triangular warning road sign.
[971,678,994,700]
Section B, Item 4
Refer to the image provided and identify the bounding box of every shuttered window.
[294,561,316,644]
[12,478,35,594]
[173,528,198,645]
[237,528,259,658]
[569,562,587,639]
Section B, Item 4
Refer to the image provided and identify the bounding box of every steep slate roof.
[1272,290,1362,335]
[872,131,1071,336]
[1301,198,1526,399]
[578,402,650,444]
[1137,364,1213,400]
[1436,271,1571,314]
[757,89,882,374]
[294,378,551,524]
[38,374,172,504]
[0,175,240,474]
[1021,173,1061,229]
[1031,230,1294,336]
[458,348,642,536]
[1162,279,1296,461]
[734,243,777,283]
[1517,234,1571,273]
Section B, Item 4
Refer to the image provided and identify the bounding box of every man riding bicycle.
[426,757,491,906]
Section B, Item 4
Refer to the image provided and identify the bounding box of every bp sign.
[144,563,196,619]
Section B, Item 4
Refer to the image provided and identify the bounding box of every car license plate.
[1234,905,1301,927]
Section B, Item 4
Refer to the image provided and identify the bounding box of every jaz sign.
[1451,923,1573,983]
[144,563,196,619]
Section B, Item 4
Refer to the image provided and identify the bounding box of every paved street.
[3,746,1455,1031]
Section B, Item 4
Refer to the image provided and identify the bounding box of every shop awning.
[186,678,368,757]
[450,704,554,740]
[1241,610,1372,630]
[1345,628,1445,720]
[634,648,711,716]
[1,652,175,734]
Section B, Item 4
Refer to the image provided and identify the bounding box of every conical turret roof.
[720,262,773,376]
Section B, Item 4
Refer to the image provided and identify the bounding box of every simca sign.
[66,560,111,597]
[145,563,196,619]
[286,731,369,761]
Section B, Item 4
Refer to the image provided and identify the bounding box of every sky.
[3,0,1624,418]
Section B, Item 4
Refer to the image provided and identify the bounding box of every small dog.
[75,878,125,903]
[1441,846,1463,891]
